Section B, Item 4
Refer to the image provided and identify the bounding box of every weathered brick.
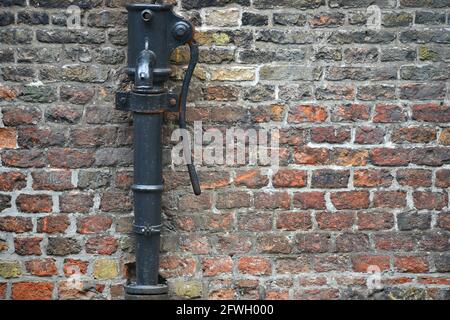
[288,105,327,123]
[331,191,370,210]
[254,192,290,210]
[77,215,112,234]
[0,172,26,191]
[398,211,431,231]
[413,191,447,210]
[276,212,312,231]
[293,192,326,210]
[14,237,42,256]
[202,256,233,277]
[397,169,432,187]
[357,212,394,230]
[12,282,53,300]
[297,233,331,253]
[47,237,81,256]
[312,169,349,189]
[316,212,355,230]
[86,236,118,255]
[216,191,251,209]
[237,256,271,275]
[373,191,407,208]
[32,170,73,191]
[16,194,52,213]
[373,104,407,123]
[273,169,307,188]
[256,234,292,254]
[352,255,390,272]
[37,215,70,234]
[335,233,370,252]
[0,216,32,233]
[48,148,94,168]
[25,258,57,276]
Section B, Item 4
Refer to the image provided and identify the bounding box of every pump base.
[125,283,168,295]
[125,293,169,300]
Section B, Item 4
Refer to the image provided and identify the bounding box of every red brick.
[413,191,447,210]
[331,191,370,210]
[32,170,73,191]
[0,216,32,233]
[293,192,326,210]
[275,257,310,274]
[209,288,237,300]
[238,212,272,232]
[311,126,351,144]
[373,191,407,208]
[0,283,6,299]
[48,148,94,168]
[330,148,369,166]
[335,233,370,252]
[437,213,450,230]
[2,105,41,126]
[352,255,390,272]
[16,194,52,213]
[316,212,355,230]
[237,256,271,275]
[0,85,17,100]
[115,170,133,189]
[371,148,410,166]
[14,237,42,256]
[0,171,26,191]
[234,169,268,188]
[256,234,292,254]
[202,256,233,276]
[216,191,251,209]
[0,128,17,149]
[391,127,437,143]
[373,104,406,123]
[266,290,289,300]
[436,169,450,188]
[357,212,394,230]
[12,282,53,300]
[272,169,307,188]
[333,103,370,121]
[60,193,94,213]
[355,126,385,144]
[1,150,46,168]
[313,254,349,272]
[216,235,253,255]
[276,212,312,231]
[374,233,415,251]
[294,147,329,165]
[17,127,64,149]
[77,215,112,234]
[297,233,331,253]
[178,193,212,212]
[70,127,117,147]
[85,236,118,255]
[254,192,290,210]
[100,191,132,212]
[63,259,88,276]
[160,255,196,278]
[397,169,432,187]
[288,105,327,123]
[394,255,429,273]
[25,258,57,276]
[354,169,393,187]
[37,215,69,234]
[412,103,450,122]
[439,128,450,145]
[298,276,327,286]
[198,171,230,190]
[179,235,210,255]
[295,289,339,300]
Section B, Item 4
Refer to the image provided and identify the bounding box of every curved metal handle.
[179,40,201,195]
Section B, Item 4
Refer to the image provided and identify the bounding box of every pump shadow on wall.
[115,3,201,300]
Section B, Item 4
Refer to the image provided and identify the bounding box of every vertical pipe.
[133,112,163,286]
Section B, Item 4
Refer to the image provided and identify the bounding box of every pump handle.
[179,40,201,196]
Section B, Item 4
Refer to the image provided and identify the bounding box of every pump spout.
[134,39,156,93]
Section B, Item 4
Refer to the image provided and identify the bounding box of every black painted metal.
[115,3,201,299]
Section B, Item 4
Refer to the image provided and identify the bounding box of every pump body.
[115,3,200,300]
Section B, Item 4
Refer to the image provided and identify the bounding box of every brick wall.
[0,0,449,300]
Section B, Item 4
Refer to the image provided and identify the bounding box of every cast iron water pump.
[115,3,201,300]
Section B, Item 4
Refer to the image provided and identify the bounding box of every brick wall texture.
[0,0,449,300]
